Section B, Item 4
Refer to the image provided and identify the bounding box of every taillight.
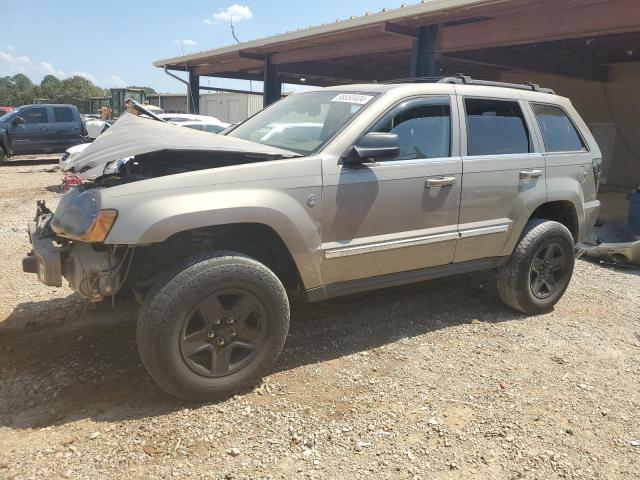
[592,158,602,192]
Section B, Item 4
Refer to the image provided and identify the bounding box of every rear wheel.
[137,252,289,401]
[0,147,6,163]
[498,219,575,314]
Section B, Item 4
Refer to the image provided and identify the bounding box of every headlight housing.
[103,159,126,176]
[51,188,118,242]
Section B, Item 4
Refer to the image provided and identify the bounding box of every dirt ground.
[1,162,639,480]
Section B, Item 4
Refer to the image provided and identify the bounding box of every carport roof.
[153,0,640,85]
[153,0,490,69]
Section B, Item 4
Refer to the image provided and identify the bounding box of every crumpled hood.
[70,113,300,172]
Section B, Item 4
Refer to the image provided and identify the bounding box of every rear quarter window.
[53,107,75,123]
[531,103,587,153]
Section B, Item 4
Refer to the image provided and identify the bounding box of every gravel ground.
[1,163,639,480]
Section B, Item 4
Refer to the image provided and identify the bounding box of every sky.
[1,0,415,93]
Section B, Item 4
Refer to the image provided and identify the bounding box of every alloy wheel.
[529,242,569,300]
[179,289,267,378]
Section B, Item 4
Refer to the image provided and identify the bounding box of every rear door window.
[53,106,75,123]
[531,103,587,152]
[20,107,49,124]
[464,98,530,156]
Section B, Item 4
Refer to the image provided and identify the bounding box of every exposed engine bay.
[91,149,285,187]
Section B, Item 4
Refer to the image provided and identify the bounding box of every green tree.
[0,74,37,105]
[40,75,62,100]
[0,76,15,105]
[52,75,103,112]
[0,74,160,113]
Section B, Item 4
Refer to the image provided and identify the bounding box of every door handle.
[519,169,542,179]
[426,176,457,188]
[40,127,49,131]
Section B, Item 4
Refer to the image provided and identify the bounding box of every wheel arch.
[166,222,305,292]
[529,200,579,242]
[126,220,317,300]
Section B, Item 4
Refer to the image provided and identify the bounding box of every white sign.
[331,93,374,105]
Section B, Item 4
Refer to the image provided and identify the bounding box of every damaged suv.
[24,77,601,400]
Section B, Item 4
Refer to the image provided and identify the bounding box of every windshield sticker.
[331,93,374,105]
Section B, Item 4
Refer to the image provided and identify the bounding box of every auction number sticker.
[331,93,374,104]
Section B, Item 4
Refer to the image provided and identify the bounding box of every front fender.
[103,186,323,289]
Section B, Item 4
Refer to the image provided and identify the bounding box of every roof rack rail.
[381,74,555,94]
[439,74,556,94]
[380,76,445,84]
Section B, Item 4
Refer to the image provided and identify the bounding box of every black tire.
[0,147,6,163]
[498,219,575,314]
[137,251,289,401]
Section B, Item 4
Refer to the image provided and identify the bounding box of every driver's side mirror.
[345,132,400,165]
[12,116,25,126]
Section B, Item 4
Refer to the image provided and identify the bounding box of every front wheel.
[497,219,575,314]
[137,252,290,401]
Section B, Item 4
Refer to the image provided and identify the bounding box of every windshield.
[227,91,378,155]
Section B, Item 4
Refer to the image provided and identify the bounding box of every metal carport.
[154,0,640,191]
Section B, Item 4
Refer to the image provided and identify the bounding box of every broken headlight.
[51,188,118,243]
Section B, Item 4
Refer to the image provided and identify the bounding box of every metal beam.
[201,71,264,82]
[263,55,282,107]
[383,21,418,38]
[199,85,263,95]
[239,51,268,61]
[278,61,398,82]
[271,34,411,64]
[192,55,264,76]
[188,69,200,114]
[445,50,608,81]
[439,0,640,52]
[411,25,440,77]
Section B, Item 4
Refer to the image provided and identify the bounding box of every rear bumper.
[580,199,601,242]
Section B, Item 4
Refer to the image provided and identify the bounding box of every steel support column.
[188,69,200,114]
[263,55,282,107]
[410,25,441,77]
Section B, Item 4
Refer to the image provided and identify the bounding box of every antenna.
[228,15,253,94]
[230,16,241,44]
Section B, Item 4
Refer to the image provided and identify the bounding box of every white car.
[158,113,230,133]
[59,143,91,172]
[59,114,230,175]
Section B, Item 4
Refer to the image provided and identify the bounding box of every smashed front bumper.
[23,207,122,301]
[23,218,64,287]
